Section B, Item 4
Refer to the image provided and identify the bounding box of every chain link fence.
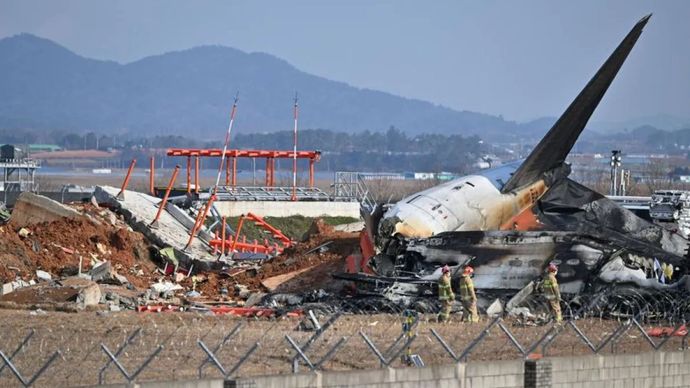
[0,307,688,387]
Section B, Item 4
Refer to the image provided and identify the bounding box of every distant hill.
[0,33,526,139]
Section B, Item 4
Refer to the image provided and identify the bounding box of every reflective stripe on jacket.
[438,274,454,301]
[459,275,476,302]
[542,273,560,301]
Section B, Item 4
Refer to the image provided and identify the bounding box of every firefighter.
[459,265,479,323]
[437,265,454,322]
[663,262,674,283]
[543,262,563,323]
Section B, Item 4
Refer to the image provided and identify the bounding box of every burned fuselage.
[362,15,690,300]
[374,229,688,295]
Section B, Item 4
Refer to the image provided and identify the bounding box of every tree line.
[0,127,485,173]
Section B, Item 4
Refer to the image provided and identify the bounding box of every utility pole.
[213,93,239,194]
[252,157,256,186]
[610,150,622,196]
[291,93,299,201]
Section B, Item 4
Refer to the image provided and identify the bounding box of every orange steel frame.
[210,212,293,256]
[167,148,321,191]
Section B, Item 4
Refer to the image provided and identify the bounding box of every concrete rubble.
[0,190,361,315]
[93,186,214,263]
[11,192,82,228]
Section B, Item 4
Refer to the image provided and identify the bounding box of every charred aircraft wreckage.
[338,15,690,320]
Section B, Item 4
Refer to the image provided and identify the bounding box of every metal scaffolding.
[165,148,321,194]
[0,158,40,202]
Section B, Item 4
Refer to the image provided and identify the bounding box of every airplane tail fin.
[501,14,651,193]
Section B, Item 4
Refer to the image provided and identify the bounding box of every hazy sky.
[1,0,689,123]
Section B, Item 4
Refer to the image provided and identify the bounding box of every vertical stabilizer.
[501,14,651,193]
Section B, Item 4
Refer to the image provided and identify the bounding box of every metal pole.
[232,154,237,188]
[194,155,200,194]
[309,159,314,188]
[212,95,239,196]
[292,94,298,201]
[185,194,216,250]
[231,215,246,253]
[149,156,155,195]
[197,340,228,377]
[116,159,136,200]
[186,156,191,194]
[429,328,458,360]
[225,157,230,186]
[220,216,226,257]
[252,157,256,185]
[150,165,180,228]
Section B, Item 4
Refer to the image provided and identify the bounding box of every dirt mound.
[0,209,157,289]
[301,218,335,241]
[186,221,359,299]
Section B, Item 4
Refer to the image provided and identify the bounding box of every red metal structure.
[166,148,321,192]
[209,212,293,256]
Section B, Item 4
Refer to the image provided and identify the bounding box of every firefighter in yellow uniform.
[437,265,454,322]
[543,263,563,323]
[459,265,479,323]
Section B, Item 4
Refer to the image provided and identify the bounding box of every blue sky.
[1,0,689,123]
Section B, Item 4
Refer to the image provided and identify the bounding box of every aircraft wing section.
[535,178,688,259]
[501,14,651,193]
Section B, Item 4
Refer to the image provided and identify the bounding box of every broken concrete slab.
[91,261,129,286]
[11,192,83,228]
[506,280,535,313]
[1,279,30,295]
[334,221,365,233]
[93,186,215,264]
[35,270,52,281]
[486,298,504,318]
[245,292,267,307]
[100,285,139,309]
[150,280,183,296]
[74,281,102,307]
[0,277,101,308]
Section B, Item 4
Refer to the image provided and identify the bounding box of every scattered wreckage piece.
[137,304,185,313]
[261,266,316,291]
[0,277,102,311]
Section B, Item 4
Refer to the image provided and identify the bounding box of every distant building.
[0,144,23,161]
[403,172,435,180]
[29,144,62,153]
[359,172,405,181]
[436,172,458,181]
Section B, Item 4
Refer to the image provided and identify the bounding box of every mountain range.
[0,33,523,140]
[1,34,687,142]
